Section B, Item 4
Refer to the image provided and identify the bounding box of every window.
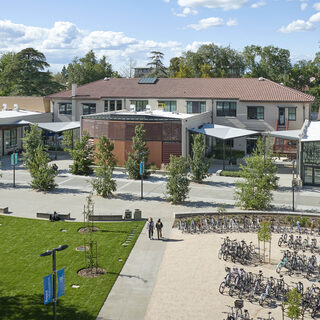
[82,103,96,115]
[187,101,206,114]
[130,100,148,112]
[288,107,296,121]
[247,106,264,120]
[216,101,237,117]
[158,101,176,112]
[104,100,122,112]
[5,128,17,148]
[58,103,72,115]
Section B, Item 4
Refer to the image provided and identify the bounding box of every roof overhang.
[37,121,80,133]
[189,124,259,140]
[261,130,301,141]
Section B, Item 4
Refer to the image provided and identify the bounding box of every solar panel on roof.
[138,77,158,84]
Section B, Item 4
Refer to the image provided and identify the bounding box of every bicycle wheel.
[223,252,229,261]
[229,285,237,297]
[219,281,226,294]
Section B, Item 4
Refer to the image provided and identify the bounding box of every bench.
[0,207,9,213]
[89,215,123,222]
[36,212,71,220]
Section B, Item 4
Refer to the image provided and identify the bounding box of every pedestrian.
[296,220,301,233]
[156,219,163,239]
[147,217,154,240]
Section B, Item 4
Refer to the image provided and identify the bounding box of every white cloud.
[163,0,170,2]
[309,12,320,22]
[173,7,198,17]
[300,3,307,10]
[0,19,183,71]
[187,17,224,30]
[251,1,266,9]
[313,2,320,10]
[278,19,314,33]
[177,0,249,10]
[185,41,212,51]
[226,18,238,26]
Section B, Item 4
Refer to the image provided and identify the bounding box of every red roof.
[48,78,315,103]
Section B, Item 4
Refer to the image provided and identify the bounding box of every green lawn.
[0,215,145,320]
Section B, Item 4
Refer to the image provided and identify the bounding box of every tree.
[147,51,168,77]
[28,145,57,191]
[243,45,291,83]
[0,52,16,95]
[22,124,43,170]
[91,135,117,197]
[125,124,150,179]
[189,134,212,182]
[165,155,190,204]
[65,50,115,86]
[235,138,278,210]
[0,48,64,96]
[284,288,302,320]
[257,221,272,263]
[69,133,94,175]
[120,57,136,78]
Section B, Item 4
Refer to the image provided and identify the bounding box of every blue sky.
[0,0,319,74]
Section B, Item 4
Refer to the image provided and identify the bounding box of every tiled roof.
[48,78,315,103]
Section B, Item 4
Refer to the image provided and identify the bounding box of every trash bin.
[134,209,141,220]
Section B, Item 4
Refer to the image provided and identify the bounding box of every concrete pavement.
[1,155,320,320]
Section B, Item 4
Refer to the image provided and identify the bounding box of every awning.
[261,130,301,141]
[301,121,320,142]
[37,122,80,133]
[189,123,259,140]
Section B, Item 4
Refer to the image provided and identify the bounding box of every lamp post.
[292,160,296,212]
[40,244,68,320]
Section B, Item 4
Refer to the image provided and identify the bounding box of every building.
[0,109,51,156]
[133,67,152,78]
[48,77,314,166]
[0,96,51,113]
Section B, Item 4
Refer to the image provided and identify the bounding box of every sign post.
[40,245,68,320]
[11,152,18,188]
[140,161,145,199]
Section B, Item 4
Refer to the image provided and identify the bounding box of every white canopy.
[261,129,301,141]
[189,123,258,140]
[14,121,80,133]
[301,121,320,142]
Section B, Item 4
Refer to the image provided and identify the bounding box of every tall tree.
[69,133,94,176]
[147,51,167,77]
[120,57,136,78]
[243,45,291,83]
[65,50,115,86]
[91,135,117,197]
[0,48,63,96]
[165,155,190,204]
[125,124,150,179]
[0,52,16,95]
[189,134,212,182]
[235,138,278,210]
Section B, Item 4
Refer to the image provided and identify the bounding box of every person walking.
[147,217,154,240]
[156,219,163,239]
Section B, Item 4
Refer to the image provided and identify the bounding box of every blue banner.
[57,268,65,298]
[11,153,18,166]
[44,274,53,305]
[139,161,145,175]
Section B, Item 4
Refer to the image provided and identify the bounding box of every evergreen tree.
[69,133,94,175]
[235,138,278,210]
[28,145,57,191]
[165,155,190,204]
[189,134,212,182]
[91,135,117,197]
[125,124,150,179]
[22,124,43,170]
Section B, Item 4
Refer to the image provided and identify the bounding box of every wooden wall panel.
[82,119,95,137]
[162,142,182,163]
[147,141,162,168]
[112,140,126,166]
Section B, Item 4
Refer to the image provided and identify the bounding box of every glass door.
[279,108,285,126]
[314,168,320,185]
[304,166,313,184]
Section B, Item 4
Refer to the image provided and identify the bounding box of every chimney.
[14,104,19,111]
[2,104,7,111]
[72,84,77,97]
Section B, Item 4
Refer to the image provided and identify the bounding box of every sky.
[0,0,320,74]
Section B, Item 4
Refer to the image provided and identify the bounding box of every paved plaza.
[0,155,320,319]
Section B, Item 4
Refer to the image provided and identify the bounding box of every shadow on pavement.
[160,238,183,242]
[107,272,148,283]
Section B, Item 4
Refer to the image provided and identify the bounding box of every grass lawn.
[0,215,145,320]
